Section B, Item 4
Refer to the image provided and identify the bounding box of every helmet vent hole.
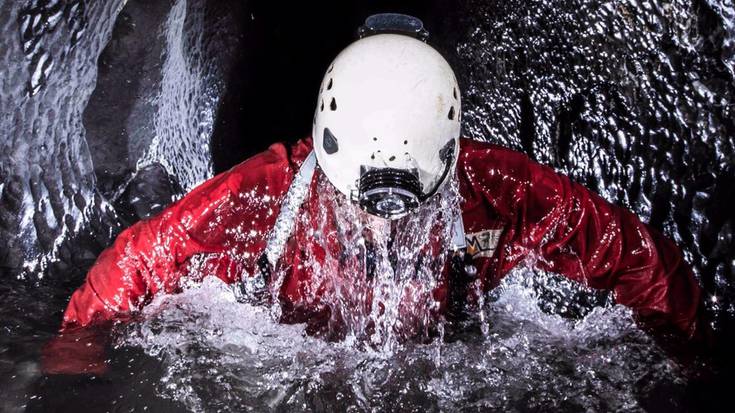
[453,88,458,100]
[330,97,337,111]
[389,156,396,161]
[448,106,455,120]
[323,127,339,154]
[371,154,375,160]
[320,100,324,112]
[373,137,378,141]
[327,64,334,73]
[403,140,408,145]
[327,78,333,90]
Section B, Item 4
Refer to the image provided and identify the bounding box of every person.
[59,14,703,345]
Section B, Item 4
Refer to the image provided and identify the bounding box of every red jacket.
[61,137,702,337]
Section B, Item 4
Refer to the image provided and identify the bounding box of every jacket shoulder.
[457,137,534,177]
[224,137,314,191]
[229,137,313,170]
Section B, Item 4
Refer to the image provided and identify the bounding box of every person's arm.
[460,139,702,338]
[61,142,300,330]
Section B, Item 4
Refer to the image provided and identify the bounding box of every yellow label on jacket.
[465,229,503,258]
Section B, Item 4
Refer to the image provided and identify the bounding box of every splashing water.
[117,173,687,411]
[118,268,683,412]
[265,172,461,351]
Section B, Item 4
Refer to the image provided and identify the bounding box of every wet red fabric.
[61,137,702,338]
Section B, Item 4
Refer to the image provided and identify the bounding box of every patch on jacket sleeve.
[465,229,503,258]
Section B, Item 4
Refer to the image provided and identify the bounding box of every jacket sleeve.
[61,143,297,330]
[461,140,702,338]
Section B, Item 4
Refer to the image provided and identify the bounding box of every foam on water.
[118,176,684,411]
[119,266,683,412]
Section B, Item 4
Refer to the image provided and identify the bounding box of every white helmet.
[312,15,461,219]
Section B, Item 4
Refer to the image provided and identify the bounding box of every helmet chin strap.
[420,139,458,202]
[242,149,466,299]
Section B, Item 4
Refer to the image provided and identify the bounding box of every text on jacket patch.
[465,229,503,258]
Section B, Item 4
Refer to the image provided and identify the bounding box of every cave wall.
[0,0,125,274]
[0,0,248,275]
[444,0,735,321]
[83,0,247,226]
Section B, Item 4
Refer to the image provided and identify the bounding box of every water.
[6,172,705,411]
[262,174,461,350]
[104,176,690,411]
[114,270,682,412]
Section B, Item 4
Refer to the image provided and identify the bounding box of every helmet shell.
[312,34,461,198]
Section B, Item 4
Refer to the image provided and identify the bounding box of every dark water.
[2,270,707,412]
[1,0,734,411]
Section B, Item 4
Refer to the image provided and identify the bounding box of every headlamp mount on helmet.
[357,13,429,41]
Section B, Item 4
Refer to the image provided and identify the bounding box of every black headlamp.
[354,140,456,219]
[357,167,422,219]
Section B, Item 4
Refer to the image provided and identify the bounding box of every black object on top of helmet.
[357,13,429,42]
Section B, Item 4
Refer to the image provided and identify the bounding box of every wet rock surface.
[1,0,124,273]
[445,0,735,329]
